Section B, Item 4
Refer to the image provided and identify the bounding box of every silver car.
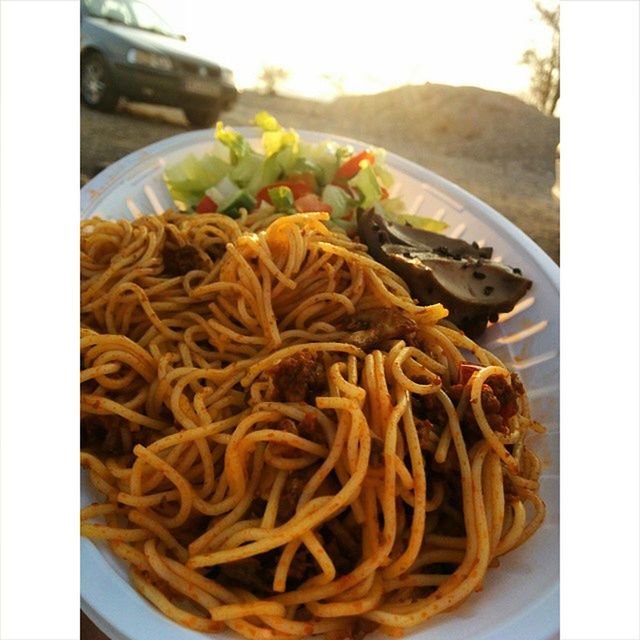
[80,0,238,127]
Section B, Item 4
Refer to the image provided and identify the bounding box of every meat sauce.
[162,243,204,276]
[268,350,327,403]
[341,307,417,351]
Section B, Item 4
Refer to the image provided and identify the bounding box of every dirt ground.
[81,84,559,264]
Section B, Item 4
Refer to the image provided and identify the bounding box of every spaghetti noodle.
[81,209,545,639]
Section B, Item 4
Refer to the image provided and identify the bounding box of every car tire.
[81,51,119,111]
[184,107,221,129]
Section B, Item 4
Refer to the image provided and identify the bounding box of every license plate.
[184,77,220,97]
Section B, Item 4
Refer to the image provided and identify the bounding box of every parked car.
[80,0,238,127]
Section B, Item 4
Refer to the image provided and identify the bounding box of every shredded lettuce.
[375,201,449,233]
[376,197,405,216]
[268,186,295,213]
[371,148,395,188]
[164,111,451,236]
[253,111,280,132]
[230,152,264,188]
[288,157,323,183]
[215,122,251,164]
[321,185,357,219]
[213,176,240,200]
[246,154,282,194]
[298,141,351,185]
[253,111,299,157]
[262,130,299,157]
[163,152,230,210]
[273,145,299,175]
[348,161,382,209]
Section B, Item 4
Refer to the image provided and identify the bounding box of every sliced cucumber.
[219,189,256,218]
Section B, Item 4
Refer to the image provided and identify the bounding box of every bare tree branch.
[521,2,560,116]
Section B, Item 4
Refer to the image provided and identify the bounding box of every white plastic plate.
[81,128,559,640]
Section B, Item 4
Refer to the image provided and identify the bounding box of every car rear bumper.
[112,64,238,111]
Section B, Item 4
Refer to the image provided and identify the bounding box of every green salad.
[163,111,447,234]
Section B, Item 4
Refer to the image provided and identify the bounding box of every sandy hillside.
[81,84,559,263]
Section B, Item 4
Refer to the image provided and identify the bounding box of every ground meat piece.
[486,412,505,433]
[81,415,141,456]
[503,473,520,503]
[415,418,434,451]
[294,607,313,622]
[277,418,298,435]
[350,620,380,640]
[298,412,326,444]
[205,243,225,262]
[481,384,502,415]
[413,393,448,429]
[269,350,327,403]
[278,476,306,521]
[268,419,300,459]
[330,619,379,640]
[287,545,317,587]
[81,415,108,450]
[447,383,465,404]
[369,433,384,467]
[322,516,362,571]
[342,307,417,351]
[248,497,267,518]
[511,372,525,396]
[486,375,519,420]
[162,244,203,276]
[172,514,211,546]
[214,544,317,593]
[457,379,515,440]
[212,556,274,596]
[323,534,358,576]
[278,466,318,522]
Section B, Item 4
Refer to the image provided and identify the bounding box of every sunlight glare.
[151,0,553,101]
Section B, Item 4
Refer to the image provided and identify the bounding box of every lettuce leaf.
[388,213,448,233]
[321,185,357,219]
[246,153,283,195]
[348,161,382,208]
[268,186,295,213]
[253,111,299,157]
[230,152,264,188]
[215,122,251,164]
[372,199,449,232]
[253,110,280,132]
[371,148,395,188]
[163,151,230,210]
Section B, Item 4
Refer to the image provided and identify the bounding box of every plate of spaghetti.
[80,122,559,640]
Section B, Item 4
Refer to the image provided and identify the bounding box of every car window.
[83,0,179,38]
[83,0,132,24]
[129,1,177,38]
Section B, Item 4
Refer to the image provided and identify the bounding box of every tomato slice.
[195,195,218,213]
[458,362,484,385]
[287,172,317,192]
[335,150,375,180]
[256,179,313,205]
[294,193,332,214]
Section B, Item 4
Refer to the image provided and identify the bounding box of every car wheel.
[184,107,221,129]
[81,52,119,111]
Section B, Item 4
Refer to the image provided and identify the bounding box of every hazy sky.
[151,0,554,100]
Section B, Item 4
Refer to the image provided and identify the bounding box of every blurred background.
[80,0,560,263]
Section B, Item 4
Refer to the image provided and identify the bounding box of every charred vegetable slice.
[357,209,532,337]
